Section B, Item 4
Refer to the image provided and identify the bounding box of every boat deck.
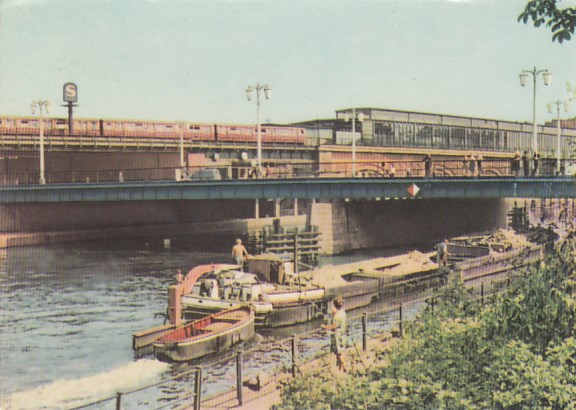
[204,321,233,332]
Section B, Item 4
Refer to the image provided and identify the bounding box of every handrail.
[0,157,572,187]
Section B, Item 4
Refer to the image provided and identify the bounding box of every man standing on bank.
[321,296,347,372]
[231,239,250,271]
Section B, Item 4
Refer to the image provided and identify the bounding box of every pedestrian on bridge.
[522,151,530,177]
[511,152,521,176]
[476,152,483,175]
[532,151,540,177]
[423,154,432,177]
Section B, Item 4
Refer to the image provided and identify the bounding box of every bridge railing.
[0,158,571,187]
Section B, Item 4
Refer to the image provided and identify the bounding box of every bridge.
[1,177,575,204]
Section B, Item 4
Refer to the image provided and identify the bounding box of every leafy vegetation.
[275,244,576,409]
[519,1,576,43]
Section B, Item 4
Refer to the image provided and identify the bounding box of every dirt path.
[197,332,394,410]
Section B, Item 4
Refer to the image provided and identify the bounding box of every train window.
[189,125,201,131]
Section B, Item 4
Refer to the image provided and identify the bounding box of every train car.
[262,126,306,144]
[215,124,306,145]
[1,115,306,146]
[216,124,254,143]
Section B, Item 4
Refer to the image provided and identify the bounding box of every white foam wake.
[1,359,170,410]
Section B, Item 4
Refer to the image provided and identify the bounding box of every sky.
[0,0,575,126]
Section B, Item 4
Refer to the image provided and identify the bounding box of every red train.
[0,116,307,145]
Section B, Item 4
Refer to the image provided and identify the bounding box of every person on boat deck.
[321,296,347,372]
[209,279,219,299]
[437,239,450,267]
[231,239,250,271]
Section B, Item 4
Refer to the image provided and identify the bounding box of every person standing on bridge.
[232,239,250,271]
[423,154,432,177]
[511,152,521,176]
[532,151,540,177]
[321,296,347,372]
[476,152,483,176]
[522,151,530,177]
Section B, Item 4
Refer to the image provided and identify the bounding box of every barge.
[133,230,544,350]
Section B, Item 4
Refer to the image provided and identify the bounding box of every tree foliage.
[519,0,576,43]
[276,246,576,409]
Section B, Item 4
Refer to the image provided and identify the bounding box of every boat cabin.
[191,269,266,302]
[244,254,295,285]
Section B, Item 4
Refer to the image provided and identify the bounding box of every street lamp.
[519,67,552,153]
[30,99,51,185]
[548,99,570,175]
[344,108,365,177]
[246,83,271,175]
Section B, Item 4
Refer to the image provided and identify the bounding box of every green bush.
[276,247,576,409]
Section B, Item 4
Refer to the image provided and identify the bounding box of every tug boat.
[153,306,254,362]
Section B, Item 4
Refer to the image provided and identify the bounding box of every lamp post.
[548,100,570,175]
[344,108,365,177]
[30,99,51,185]
[246,83,271,176]
[519,67,552,153]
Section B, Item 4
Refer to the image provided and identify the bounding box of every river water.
[0,240,431,410]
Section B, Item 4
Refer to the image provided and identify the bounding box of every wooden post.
[116,392,122,410]
[236,351,243,405]
[362,312,367,351]
[294,229,301,292]
[168,284,182,325]
[399,304,403,338]
[291,334,297,378]
[194,367,202,410]
[275,198,281,218]
[481,283,484,305]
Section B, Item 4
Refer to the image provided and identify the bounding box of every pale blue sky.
[0,0,574,125]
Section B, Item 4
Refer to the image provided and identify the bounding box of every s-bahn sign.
[63,82,78,103]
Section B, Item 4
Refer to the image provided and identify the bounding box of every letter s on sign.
[63,82,78,103]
